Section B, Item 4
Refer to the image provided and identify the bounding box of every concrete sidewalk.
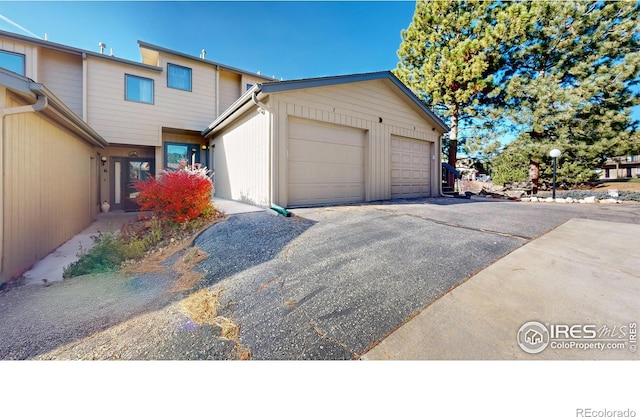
[22,211,140,286]
[362,218,640,360]
[21,199,262,286]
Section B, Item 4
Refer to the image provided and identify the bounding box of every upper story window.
[125,74,154,104]
[246,83,253,91]
[0,50,25,75]
[626,155,639,162]
[167,63,192,91]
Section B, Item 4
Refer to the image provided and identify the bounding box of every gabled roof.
[202,71,449,137]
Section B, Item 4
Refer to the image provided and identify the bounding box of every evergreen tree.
[394,0,524,169]
[493,0,640,183]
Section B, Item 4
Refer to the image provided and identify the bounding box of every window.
[168,63,192,91]
[626,155,639,162]
[246,83,253,91]
[125,74,154,104]
[0,50,25,75]
[165,142,201,170]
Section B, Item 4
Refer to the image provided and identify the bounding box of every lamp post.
[549,149,561,200]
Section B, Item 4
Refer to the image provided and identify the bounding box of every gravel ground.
[1,198,639,360]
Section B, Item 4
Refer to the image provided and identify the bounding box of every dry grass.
[592,181,640,192]
[170,246,209,292]
[180,288,222,326]
[179,287,251,359]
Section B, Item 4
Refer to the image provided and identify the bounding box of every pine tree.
[394,0,525,169]
[494,0,640,183]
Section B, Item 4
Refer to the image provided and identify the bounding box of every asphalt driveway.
[1,198,639,360]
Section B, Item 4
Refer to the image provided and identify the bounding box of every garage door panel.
[288,119,365,207]
[391,136,431,199]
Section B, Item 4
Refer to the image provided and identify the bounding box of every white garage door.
[288,118,365,207]
[390,136,431,198]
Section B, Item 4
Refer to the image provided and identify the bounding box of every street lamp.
[549,149,561,200]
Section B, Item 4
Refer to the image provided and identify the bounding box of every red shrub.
[135,168,213,223]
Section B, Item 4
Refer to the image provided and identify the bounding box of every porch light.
[101,156,107,166]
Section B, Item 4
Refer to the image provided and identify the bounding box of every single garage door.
[288,118,365,207]
[390,136,431,198]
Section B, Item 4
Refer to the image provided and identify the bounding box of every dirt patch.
[171,247,209,292]
[591,181,640,192]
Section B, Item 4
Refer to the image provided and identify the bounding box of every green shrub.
[63,232,134,278]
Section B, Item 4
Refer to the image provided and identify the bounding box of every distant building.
[600,155,640,179]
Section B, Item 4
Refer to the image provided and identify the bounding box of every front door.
[124,158,154,211]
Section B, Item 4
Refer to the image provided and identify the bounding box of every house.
[600,155,640,180]
[203,72,449,208]
[0,30,448,283]
[0,29,271,211]
[0,29,271,282]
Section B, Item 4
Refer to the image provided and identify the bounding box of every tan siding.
[1,93,95,282]
[211,110,271,206]
[219,71,241,113]
[39,48,83,117]
[271,80,440,206]
[0,39,37,78]
[86,55,216,146]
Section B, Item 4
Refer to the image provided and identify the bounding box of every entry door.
[124,158,155,211]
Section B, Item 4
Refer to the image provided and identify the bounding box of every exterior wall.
[38,48,83,117]
[219,71,241,114]
[1,90,97,282]
[600,157,640,179]
[211,108,271,206]
[270,79,441,207]
[86,54,217,147]
[0,38,37,78]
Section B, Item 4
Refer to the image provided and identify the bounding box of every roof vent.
[109,48,113,57]
[98,42,106,54]
[200,49,206,59]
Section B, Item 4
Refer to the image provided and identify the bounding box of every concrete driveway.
[1,197,638,360]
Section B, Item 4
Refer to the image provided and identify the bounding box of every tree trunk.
[448,108,459,188]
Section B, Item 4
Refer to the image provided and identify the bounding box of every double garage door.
[287,119,431,207]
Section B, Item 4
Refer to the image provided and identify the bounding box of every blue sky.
[1,1,638,129]
[0,1,416,80]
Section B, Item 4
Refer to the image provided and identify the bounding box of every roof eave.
[138,40,273,80]
[0,69,108,148]
[202,85,262,138]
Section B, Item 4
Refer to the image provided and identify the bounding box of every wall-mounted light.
[101,156,107,166]
[201,144,208,150]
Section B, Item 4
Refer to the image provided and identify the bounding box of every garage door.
[390,136,431,198]
[288,118,365,207]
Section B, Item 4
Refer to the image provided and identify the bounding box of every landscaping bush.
[62,232,145,277]
[135,167,214,223]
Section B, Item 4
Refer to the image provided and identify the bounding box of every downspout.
[0,92,49,279]
[215,65,220,118]
[251,89,276,207]
[82,52,88,122]
[252,89,271,114]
